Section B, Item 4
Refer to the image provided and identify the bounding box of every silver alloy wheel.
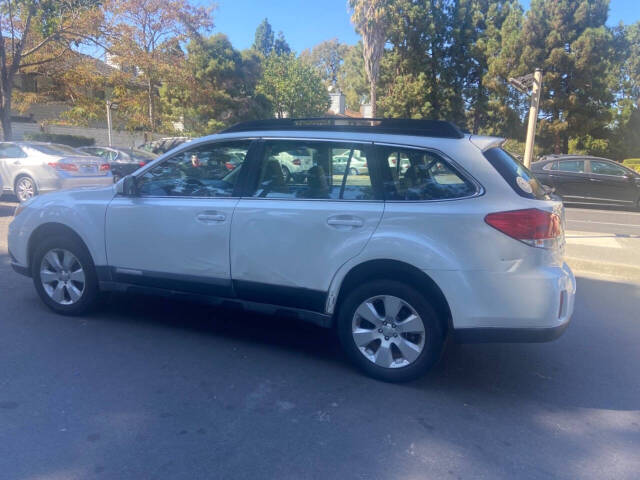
[352,295,426,368]
[16,177,35,202]
[39,249,86,305]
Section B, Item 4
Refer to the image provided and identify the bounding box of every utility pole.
[523,69,542,168]
[509,68,543,167]
[106,100,118,147]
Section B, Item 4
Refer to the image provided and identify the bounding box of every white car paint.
[8,127,575,341]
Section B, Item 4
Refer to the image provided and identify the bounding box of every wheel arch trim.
[327,258,453,333]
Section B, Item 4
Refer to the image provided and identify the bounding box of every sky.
[205,0,640,53]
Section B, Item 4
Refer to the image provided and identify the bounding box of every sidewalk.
[565,230,640,282]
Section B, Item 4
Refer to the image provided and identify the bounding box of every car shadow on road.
[94,274,640,412]
[0,204,15,217]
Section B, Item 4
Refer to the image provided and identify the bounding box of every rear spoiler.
[469,135,506,152]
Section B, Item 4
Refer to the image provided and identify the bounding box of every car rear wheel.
[15,175,37,202]
[337,280,445,382]
[349,167,358,175]
[31,235,99,315]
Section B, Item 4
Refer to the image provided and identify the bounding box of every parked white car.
[0,142,113,202]
[333,149,368,175]
[8,119,575,382]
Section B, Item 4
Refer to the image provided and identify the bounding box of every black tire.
[14,175,37,203]
[31,234,100,315]
[337,279,445,382]
[349,167,358,175]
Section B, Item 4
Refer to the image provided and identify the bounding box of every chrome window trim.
[373,141,485,202]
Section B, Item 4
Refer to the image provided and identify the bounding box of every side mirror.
[116,175,138,196]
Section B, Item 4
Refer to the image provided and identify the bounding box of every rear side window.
[555,160,585,173]
[381,147,477,201]
[483,147,549,200]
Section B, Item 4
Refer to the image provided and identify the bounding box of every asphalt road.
[565,206,640,236]
[1,199,639,480]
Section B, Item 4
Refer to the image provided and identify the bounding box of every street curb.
[566,256,640,281]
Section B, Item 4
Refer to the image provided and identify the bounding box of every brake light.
[225,162,234,170]
[485,208,562,249]
[292,158,301,166]
[48,162,78,172]
[138,161,147,167]
[99,163,110,171]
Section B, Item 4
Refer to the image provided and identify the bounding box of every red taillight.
[225,162,234,170]
[138,161,146,167]
[48,162,78,172]
[292,158,301,166]
[485,208,562,248]
[99,163,110,171]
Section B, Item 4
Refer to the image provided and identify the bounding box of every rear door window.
[251,140,376,200]
[483,147,549,200]
[556,160,585,173]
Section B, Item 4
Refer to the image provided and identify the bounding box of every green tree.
[0,0,102,139]
[160,34,269,134]
[256,53,329,118]
[301,38,348,87]
[252,18,275,56]
[337,42,368,111]
[518,0,614,153]
[607,21,640,159]
[273,31,291,56]
[348,0,391,117]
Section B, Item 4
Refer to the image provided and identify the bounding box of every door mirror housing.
[116,175,138,196]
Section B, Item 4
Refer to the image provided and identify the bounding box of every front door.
[230,139,384,312]
[105,139,255,296]
[588,159,639,205]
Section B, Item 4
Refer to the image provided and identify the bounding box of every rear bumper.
[428,262,576,343]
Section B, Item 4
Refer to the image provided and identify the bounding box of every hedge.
[23,133,95,147]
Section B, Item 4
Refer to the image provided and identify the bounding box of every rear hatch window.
[483,147,550,200]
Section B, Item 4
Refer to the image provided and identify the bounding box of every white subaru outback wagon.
[8,118,575,382]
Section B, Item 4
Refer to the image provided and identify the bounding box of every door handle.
[327,216,364,228]
[589,178,603,182]
[196,211,226,223]
[13,160,21,166]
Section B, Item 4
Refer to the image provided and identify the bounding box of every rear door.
[229,139,383,312]
[549,159,590,201]
[588,159,639,205]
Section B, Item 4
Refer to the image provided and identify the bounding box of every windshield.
[28,144,88,157]
[483,147,550,200]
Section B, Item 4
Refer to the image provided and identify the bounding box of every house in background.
[327,89,371,118]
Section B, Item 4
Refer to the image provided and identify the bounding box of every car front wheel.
[15,175,37,202]
[31,235,99,315]
[337,280,445,382]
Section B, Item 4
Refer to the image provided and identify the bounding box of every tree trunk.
[1,90,12,141]
[147,77,155,131]
[370,78,377,118]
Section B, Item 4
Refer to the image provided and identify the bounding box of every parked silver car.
[0,142,113,202]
